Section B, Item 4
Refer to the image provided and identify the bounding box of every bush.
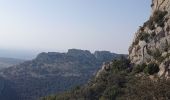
[122,77,170,100]
[100,86,120,100]
[132,39,139,46]
[133,63,147,73]
[132,32,150,46]
[144,63,159,75]
[147,48,164,62]
[153,10,168,25]
[157,56,165,63]
[144,20,155,30]
[151,3,154,7]
[146,48,152,55]
[111,58,130,73]
[137,32,150,43]
[151,32,156,38]
[153,49,162,60]
[144,10,168,30]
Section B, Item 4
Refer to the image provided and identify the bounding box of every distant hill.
[0,49,125,100]
[0,57,24,69]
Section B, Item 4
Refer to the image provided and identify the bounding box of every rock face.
[0,49,122,100]
[129,0,170,78]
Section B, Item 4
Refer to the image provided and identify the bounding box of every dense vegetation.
[42,57,170,100]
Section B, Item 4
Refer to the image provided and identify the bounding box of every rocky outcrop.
[129,0,170,78]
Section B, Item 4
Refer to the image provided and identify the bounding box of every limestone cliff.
[129,0,170,78]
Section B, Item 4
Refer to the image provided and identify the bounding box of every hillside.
[42,57,170,100]
[0,49,122,100]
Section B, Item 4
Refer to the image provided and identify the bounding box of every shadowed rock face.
[129,0,170,78]
[0,49,123,100]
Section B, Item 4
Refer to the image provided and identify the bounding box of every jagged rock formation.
[129,0,170,78]
[0,49,122,100]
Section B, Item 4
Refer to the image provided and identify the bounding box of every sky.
[0,0,151,59]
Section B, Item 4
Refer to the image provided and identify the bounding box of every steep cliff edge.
[129,0,170,78]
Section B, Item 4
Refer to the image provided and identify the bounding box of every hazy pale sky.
[0,0,151,54]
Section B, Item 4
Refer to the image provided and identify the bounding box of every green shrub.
[144,20,155,30]
[151,3,154,7]
[122,77,170,100]
[153,10,168,25]
[111,58,130,73]
[132,32,151,46]
[158,56,165,63]
[153,49,162,60]
[137,32,150,42]
[132,39,139,46]
[144,10,168,30]
[100,86,120,100]
[151,32,156,38]
[133,63,147,73]
[147,48,164,62]
[140,33,149,41]
[146,48,152,55]
[139,26,145,32]
[144,63,159,75]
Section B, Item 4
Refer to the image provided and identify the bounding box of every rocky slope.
[129,0,170,78]
[0,49,122,100]
[42,57,170,100]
